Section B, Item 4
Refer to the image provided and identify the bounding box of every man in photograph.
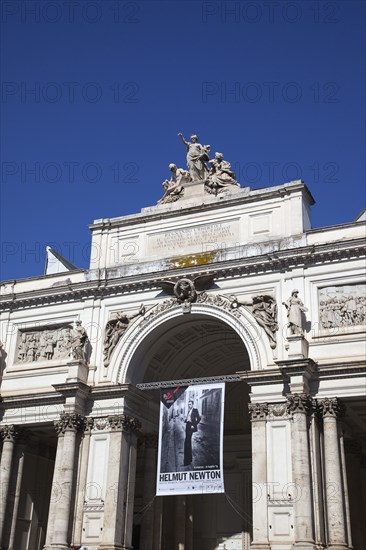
[184,399,201,466]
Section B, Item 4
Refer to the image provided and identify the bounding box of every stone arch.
[105,300,274,385]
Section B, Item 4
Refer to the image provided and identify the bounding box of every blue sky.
[1,0,365,281]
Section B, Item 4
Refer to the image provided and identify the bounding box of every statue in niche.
[178,133,211,181]
[283,290,308,336]
[103,305,145,367]
[206,152,240,195]
[71,321,89,362]
[230,295,278,349]
[157,164,189,204]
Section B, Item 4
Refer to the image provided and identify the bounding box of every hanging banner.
[156,382,225,496]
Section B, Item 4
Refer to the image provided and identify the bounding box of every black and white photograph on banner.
[156,382,225,496]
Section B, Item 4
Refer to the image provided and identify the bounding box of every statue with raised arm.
[178,133,210,181]
[103,305,145,366]
[206,152,240,195]
[230,295,278,349]
[157,164,189,204]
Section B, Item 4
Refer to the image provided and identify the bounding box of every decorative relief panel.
[15,324,73,363]
[319,284,366,329]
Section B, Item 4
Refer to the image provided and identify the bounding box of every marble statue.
[206,152,240,195]
[230,295,278,348]
[157,164,189,204]
[103,305,145,367]
[283,290,308,336]
[178,133,210,181]
[71,321,89,362]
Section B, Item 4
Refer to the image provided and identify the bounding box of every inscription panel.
[148,220,240,256]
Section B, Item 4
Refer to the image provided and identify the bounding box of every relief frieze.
[15,324,73,363]
[319,284,366,329]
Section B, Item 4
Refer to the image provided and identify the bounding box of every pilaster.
[248,402,271,550]
[100,414,141,550]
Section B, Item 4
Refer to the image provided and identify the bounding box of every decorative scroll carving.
[319,284,366,329]
[103,305,145,367]
[83,417,94,433]
[0,424,22,443]
[268,403,287,418]
[54,413,84,435]
[93,418,109,431]
[108,414,141,434]
[286,394,312,415]
[229,294,278,348]
[317,397,345,418]
[248,402,269,421]
[283,290,308,336]
[15,324,73,363]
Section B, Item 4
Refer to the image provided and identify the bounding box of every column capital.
[54,412,85,435]
[248,402,268,421]
[108,414,141,434]
[317,397,346,419]
[286,393,312,415]
[0,424,23,443]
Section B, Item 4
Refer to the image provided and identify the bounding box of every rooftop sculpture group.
[157,133,240,204]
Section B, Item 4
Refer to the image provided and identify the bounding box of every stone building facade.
[0,176,365,550]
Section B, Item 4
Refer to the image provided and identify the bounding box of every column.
[0,425,20,549]
[153,496,163,550]
[185,496,193,550]
[72,418,94,547]
[286,394,316,549]
[51,413,84,550]
[43,429,65,549]
[8,441,27,550]
[140,434,158,550]
[248,403,270,550]
[100,414,140,550]
[318,398,348,550]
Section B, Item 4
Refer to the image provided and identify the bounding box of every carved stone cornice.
[54,413,84,435]
[0,424,22,443]
[108,414,141,434]
[248,402,269,421]
[317,397,346,419]
[286,394,312,415]
[1,238,364,311]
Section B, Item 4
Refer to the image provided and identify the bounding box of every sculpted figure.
[178,133,210,181]
[104,305,145,367]
[45,332,56,360]
[230,295,278,348]
[283,290,308,336]
[206,152,240,194]
[157,164,189,204]
[71,321,88,362]
[18,333,28,362]
[159,275,215,304]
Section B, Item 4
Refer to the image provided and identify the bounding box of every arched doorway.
[125,312,255,550]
